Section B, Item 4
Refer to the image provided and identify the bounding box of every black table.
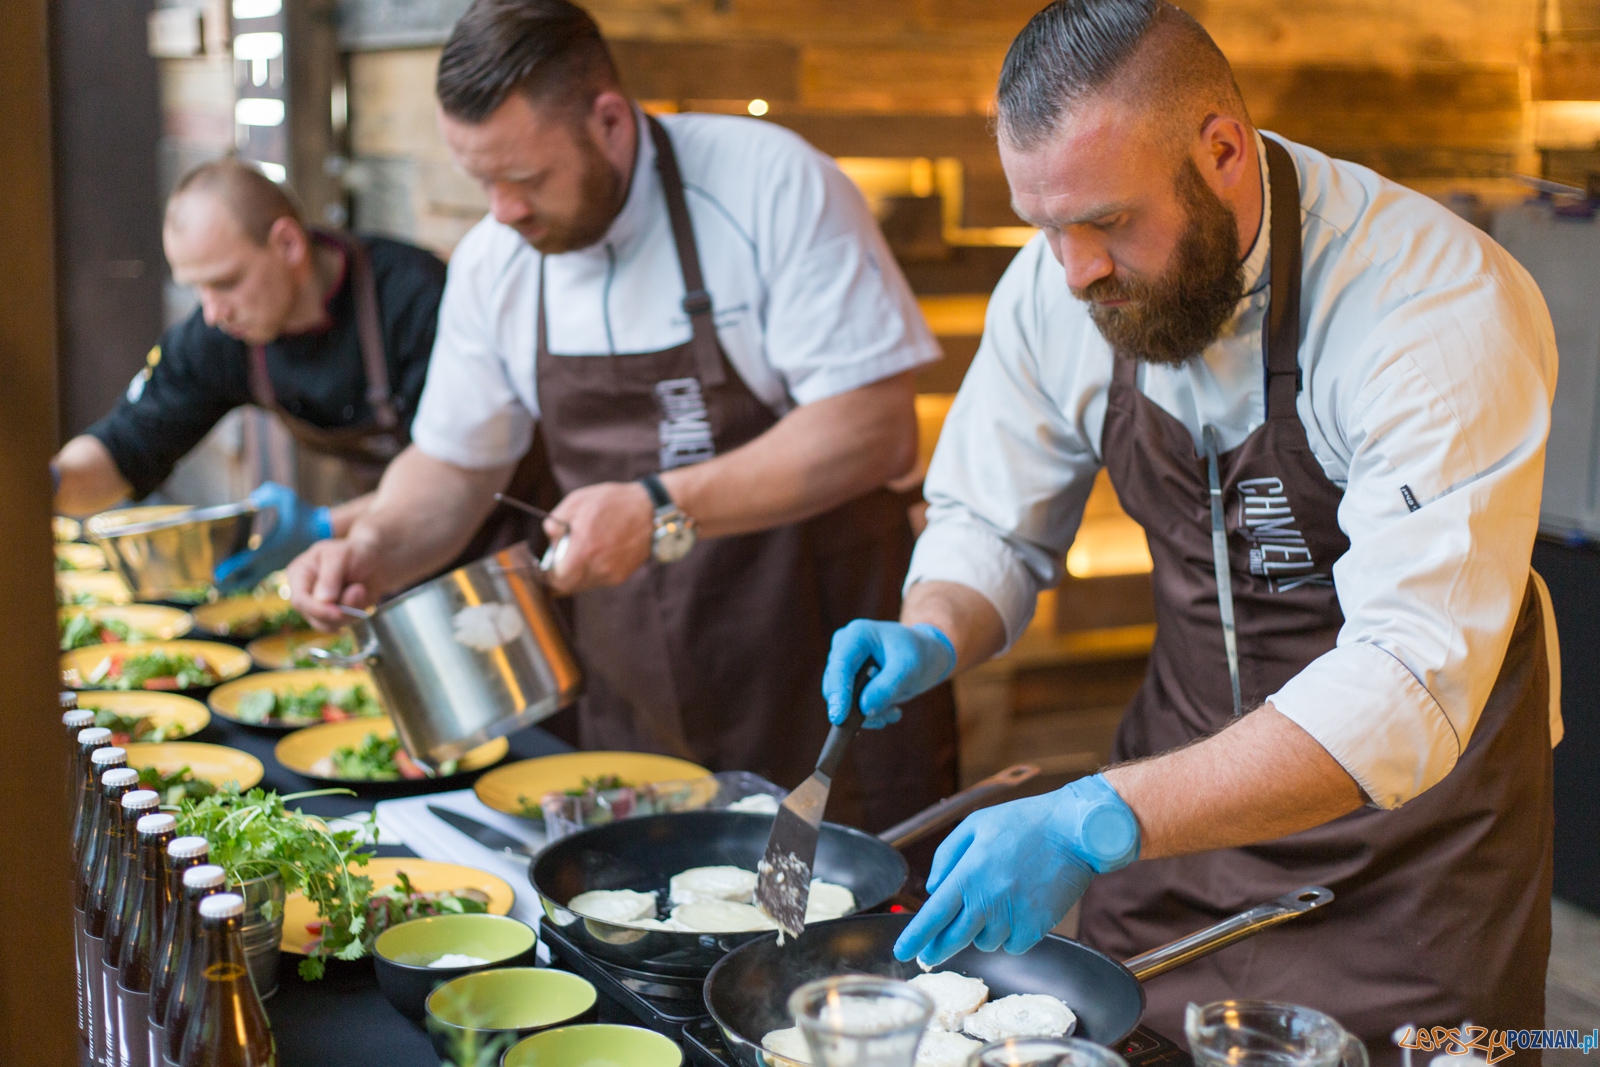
[186,706,573,1066]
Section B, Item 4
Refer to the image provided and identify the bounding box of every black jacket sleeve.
[83,311,252,499]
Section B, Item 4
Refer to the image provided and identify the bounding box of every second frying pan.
[704,887,1334,1066]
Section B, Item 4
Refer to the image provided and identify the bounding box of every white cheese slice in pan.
[803,880,856,922]
[908,971,989,1031]
[669,865,759,905]
[915,1029,983,1067]
[669,899,779,932]
[567,888,658,924]
[962,993,1077,1042]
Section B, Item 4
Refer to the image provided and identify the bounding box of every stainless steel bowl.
[86,502,260,601]
[316,541,583,767]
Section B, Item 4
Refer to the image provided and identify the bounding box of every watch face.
[653,521,696,563]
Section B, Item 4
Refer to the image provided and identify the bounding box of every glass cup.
[974,1037,1132,1067]
[1186,1001,1370,1067]
[788,975,934,1067]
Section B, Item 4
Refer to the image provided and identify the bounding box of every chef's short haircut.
[167,158,303,246]
[997,0,1249,153]
[436,0,620,124]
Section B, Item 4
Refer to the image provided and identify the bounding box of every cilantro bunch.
[172,785,371,980]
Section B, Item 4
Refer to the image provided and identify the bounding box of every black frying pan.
[529,765,1039,978]
[704,887,1334,1066]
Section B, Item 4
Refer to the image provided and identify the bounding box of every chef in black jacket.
[52,158,446,590]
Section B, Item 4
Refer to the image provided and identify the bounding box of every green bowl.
[504,1024,684,1067]
[374,913,538,1021]
[425,967,597,1060]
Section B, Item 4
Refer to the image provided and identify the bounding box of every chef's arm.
[661,370,919,536]
[1102,704,1365,858]
[326,493,374,538]
[52,435,133,516]
[545,371,918,594]
[285,444,515,629]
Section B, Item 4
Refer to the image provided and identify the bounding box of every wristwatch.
[639,473,696,563]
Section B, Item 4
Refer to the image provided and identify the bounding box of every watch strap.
[639,473,673,512]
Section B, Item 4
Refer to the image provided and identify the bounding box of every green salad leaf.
[235,683,383,726]
[289,631,357,668]
[88,649,217,690]
[137,764,217,806]
[312,733,456,781]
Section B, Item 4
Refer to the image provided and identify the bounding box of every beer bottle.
[74,738,120,890]
[148,838,208,1066]
[161,864,225,1067]
[71,729,113,1057]
[104,789,159,1067]
[177,893,275,1067]
[83,764,138,1067]
[117,812,176,1067]
[64,703,95,823]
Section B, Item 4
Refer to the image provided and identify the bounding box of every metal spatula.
[754,666,870,939]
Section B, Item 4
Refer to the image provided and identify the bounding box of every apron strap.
[247,342,276,408]
[645,114,725,388]
[1261,138,1304,421]
[1202,424,1244,718]
[315,229,401,433]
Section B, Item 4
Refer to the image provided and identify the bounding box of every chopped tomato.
[142,676,181,690]
[109,732,131,746]
[106,657,124,679]
[320,704,350,722]
[394,751,426,780]
[304,921,325,935]
[99,629,120,644]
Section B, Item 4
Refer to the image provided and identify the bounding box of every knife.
[428,805,540,862]
[753,665,870,940]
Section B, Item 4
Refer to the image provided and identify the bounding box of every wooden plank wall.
[346,0,1545,258]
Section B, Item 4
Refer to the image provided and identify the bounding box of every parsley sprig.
[172,785,370,980]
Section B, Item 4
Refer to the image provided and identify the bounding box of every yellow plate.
[208,667,382,730]
[57,571,132,606]
[474,751,713,818]
[62,639,252,691]
[191,592,303,638]
[274,717,508,782]
[55,516,81,542]
[55,543,107,571]
[246,628,355,671]
[280,857,515,955]
[124,741,264,790]
[59,604,195,645]
[73,690,211,741]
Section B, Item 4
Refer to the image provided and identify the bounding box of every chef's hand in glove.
[893,774,1140,966]
[823,620,957,729]
[214,482,332,594]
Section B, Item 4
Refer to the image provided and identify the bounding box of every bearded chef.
[822,0,1562,1054]
[287,0,957,830]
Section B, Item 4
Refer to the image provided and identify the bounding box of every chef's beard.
[518,127,627,255]
[1074,156,1245,367]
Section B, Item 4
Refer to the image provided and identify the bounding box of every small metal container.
[319,542,582,768]
[87,502,260,601]
[236,871,285,999]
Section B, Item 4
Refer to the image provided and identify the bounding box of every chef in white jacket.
[822,0,1562,1056]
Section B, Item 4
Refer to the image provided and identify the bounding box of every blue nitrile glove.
[213,481,332,594]
[823,620,957,729]
[894,774,1140,966]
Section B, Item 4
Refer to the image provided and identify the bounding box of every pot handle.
[492,493,571,577]
[1123,886,1334,981]
[876,763,1041,850]
[305,604,380,667]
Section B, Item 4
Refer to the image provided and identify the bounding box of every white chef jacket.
[909,132,1562,810]
[411,108,939,469]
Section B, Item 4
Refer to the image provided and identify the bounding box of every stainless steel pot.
[87,502,261,601]
[315,541,582,767]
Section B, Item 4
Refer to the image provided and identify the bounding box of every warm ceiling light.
[747,99,769,117]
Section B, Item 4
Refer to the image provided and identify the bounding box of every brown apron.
[1077,140,1554,1060]
[248,229,407,505]
[531,115,958,833]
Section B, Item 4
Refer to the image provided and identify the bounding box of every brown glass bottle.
[103,789,159,1067]
[148,838,209,1067]
[161,864,226,1067]
[71,729,114,1057]
[177,893,275,1067]
[77,745,126,905]
[83,764,138,1067]
[64,703,94,824]
[117,812,175,1067]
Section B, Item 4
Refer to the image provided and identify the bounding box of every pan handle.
[1123,885,1334,981]
[876,763,1041,850]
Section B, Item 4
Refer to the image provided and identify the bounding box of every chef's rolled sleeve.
[1270,272,1555,809]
